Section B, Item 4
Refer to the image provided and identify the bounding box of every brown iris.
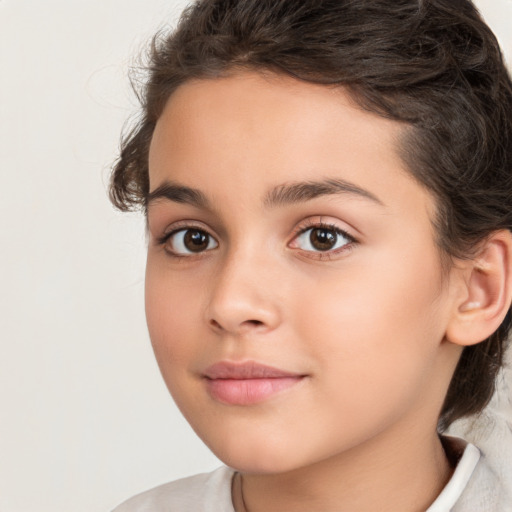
[310,228,337,251]
[184,229,210,252]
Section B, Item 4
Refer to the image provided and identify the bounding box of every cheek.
[294,246,447,416]
[144,258,203,371]
[297,250,444,347]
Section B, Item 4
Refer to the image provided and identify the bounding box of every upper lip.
[203,361,303,380]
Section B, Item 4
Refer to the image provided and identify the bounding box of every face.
[145,72,459,473]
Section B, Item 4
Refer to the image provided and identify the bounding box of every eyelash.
[156,220,357,260]
[156,222,214,260]
[291,220,357,259]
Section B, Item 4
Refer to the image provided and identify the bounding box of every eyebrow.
[147,182,211,209]
[146,177,384,210]
[264,178,384,208]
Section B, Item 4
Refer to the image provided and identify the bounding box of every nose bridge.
[205,239,281,334]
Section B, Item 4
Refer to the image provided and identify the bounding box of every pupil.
[184,230,209,252]
[310,228,336,251]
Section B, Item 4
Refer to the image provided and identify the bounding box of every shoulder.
[111,466,236,512]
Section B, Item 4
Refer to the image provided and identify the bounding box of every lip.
[202,361,306,405]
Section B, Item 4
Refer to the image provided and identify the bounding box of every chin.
[217,449,301,474]
[202,428,314,474]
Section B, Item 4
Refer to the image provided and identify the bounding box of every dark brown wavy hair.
[110,0,512,433]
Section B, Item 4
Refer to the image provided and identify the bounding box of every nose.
[204,249,282,336]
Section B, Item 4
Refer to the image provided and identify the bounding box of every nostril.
[246,320,264,326]
[209,319,223,330]
[208,318,265,331]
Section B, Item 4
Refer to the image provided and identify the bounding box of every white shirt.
[112,436,507,511]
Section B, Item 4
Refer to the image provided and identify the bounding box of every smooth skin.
[145,72,512,512]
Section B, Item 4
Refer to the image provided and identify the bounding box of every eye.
[291,224,354,253]
[164,228,218,255]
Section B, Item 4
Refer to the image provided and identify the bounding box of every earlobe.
[446,230,512,347]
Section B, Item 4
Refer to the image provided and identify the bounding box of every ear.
[445,230,512,347]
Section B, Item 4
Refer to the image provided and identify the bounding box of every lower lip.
[205,377,304,405]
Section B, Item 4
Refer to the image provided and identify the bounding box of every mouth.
[202,361,306,405]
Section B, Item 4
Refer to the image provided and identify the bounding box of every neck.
[232,429,454,512]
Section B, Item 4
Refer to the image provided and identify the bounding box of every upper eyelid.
[155,221,219,245]
[296,222,348,235]
[289,223,357,262]
[163,219,212,235]
[291,224,356,249]
[292,219,357,242]
[158,225,218,257]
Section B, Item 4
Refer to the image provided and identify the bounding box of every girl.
[111,1,512,510]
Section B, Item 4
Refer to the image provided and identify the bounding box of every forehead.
[148,71,435,222]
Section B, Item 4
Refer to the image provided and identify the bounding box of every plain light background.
[0,1,511,511]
